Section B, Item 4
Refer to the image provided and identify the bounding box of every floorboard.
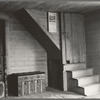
[6,87,100,99]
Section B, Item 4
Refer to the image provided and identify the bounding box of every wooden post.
[61,13,68,91]
[61,13,66,65]
[28,81,31,94]
[35,79,37,93]
[22,81,24,96]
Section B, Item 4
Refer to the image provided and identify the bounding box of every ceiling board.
[0,1,99,13]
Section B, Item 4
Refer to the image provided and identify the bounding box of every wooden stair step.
[84,83,100,96]
[72,82,100,96]
[71,68,93,78]
[75,75,100,86]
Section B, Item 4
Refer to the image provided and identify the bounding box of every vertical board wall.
[64,13,86,64]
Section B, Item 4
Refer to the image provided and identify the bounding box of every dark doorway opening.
[0,19,6,97]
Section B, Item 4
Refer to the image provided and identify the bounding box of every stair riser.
[85,84,100,95]
[72,69,93,78]
[85,91,100,96]
[65,63,86,71]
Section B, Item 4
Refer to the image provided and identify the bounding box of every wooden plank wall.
[4,14,48,86]
[30,9,47,30]
[84,10,100,75]
[64,13,86,64]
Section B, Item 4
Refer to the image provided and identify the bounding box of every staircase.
[66,63,100,96]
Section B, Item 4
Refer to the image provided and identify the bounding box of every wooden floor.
[6,87,100,99]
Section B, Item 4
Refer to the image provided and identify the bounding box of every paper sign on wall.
[48,12,57,33]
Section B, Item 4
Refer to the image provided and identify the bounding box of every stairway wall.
[29,9,47,30]
[30,9,60,46]
[84,10,100,76]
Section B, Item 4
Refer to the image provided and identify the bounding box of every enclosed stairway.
[13,8,63,90]
[66,63,100,96]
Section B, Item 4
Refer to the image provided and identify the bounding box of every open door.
[0,20,6,98]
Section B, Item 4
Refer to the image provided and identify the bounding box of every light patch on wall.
[48,12,57,33]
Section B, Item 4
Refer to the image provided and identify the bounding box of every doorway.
[0,19,6,97]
